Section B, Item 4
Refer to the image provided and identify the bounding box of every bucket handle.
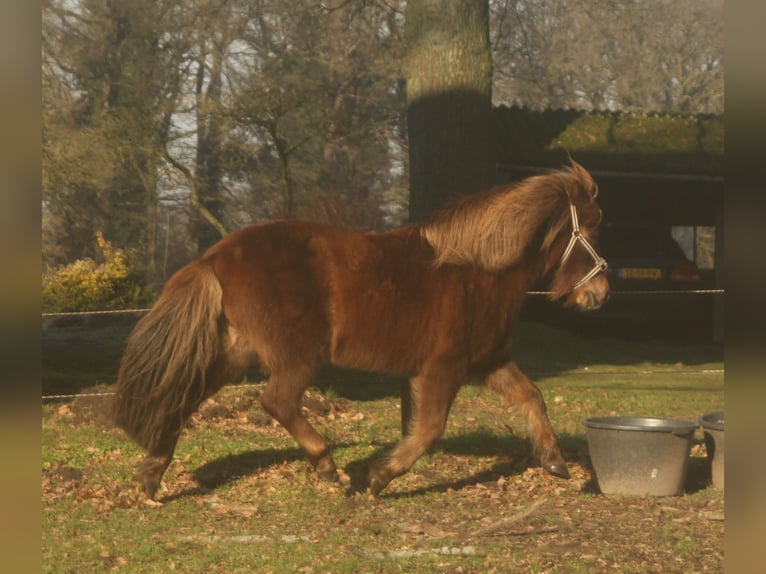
[672,424,698,437]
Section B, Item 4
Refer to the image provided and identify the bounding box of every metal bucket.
[584,416,698,496]
[699,411,724,489]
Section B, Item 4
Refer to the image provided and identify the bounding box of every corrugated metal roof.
[493,106,723,176]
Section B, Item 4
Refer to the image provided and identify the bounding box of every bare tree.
[43,0,194,283]
[44,0,409,283]
[228,0,407,229]
[490,0,723,113]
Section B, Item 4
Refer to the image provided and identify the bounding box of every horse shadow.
[158,447,307,501]
[158,433,537,501]
[176,431,592,500]
[162,430,710,501]
[165,441,365,500]
[355,432,599,499]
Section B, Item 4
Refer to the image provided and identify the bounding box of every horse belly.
[327,282,427,375]
[329,330,421,375]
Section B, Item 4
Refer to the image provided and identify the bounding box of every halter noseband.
[560,203,607,290]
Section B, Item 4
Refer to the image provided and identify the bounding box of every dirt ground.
[44,382,724,574]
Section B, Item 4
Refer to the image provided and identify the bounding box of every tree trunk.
[402,0,494,433]
[405,0,495,223]
[191,38,227,255]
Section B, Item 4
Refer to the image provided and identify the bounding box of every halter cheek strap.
[560,203,608,290]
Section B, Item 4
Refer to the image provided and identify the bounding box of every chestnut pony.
[113,162,609,499]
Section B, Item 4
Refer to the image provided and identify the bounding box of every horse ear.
[565,161,598,202]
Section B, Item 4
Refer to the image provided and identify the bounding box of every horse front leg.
[485,361,570,479]
[400,379,417,437]
[369,371,463,495]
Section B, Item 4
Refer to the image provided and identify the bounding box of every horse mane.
[420,162,598,271]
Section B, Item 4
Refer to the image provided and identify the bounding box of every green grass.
[42,320,724,573]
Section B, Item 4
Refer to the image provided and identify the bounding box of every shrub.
[42,233,152,313]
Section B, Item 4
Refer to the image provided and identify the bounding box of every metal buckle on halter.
[560,203,608,290]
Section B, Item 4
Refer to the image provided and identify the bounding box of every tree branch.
[163,146,229,238]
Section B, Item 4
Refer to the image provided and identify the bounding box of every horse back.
[204,220,523,376]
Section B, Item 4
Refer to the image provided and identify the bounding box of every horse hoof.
[368,476,387,496]
[139,455,171,500]
[545,462,570,479]
[142,475,161,500]
[315,455,339,482]
[367,468,392,496]
[317,468,340,482]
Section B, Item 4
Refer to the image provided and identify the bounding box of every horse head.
[420,160,609,310]
[543,162,610,311]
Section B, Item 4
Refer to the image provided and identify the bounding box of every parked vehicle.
[524,223,714,339]
[599,222,701,294]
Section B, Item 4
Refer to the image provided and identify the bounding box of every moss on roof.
[493,106,723,176]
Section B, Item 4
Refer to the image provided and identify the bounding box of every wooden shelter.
[492,106,724,340]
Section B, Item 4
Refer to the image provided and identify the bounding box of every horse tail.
[112,261,224,453]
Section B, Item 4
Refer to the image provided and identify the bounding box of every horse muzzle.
[572,274,610,311]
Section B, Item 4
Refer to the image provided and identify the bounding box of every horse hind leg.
[140,437,179,500]
[139,345,247,499]
[260,364,339,482]
[139,376,233,499]
[486,362,569,479]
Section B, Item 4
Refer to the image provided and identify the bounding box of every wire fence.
[41,289,724,319]
[42,308,150,318]
[42,287,724,401]
[41,364,725,402]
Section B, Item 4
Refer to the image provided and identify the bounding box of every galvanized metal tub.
[699,411,724,489]
[583,416,698,496]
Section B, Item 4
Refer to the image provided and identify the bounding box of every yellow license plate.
[619,267,662,280]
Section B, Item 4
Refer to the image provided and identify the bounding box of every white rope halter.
[560,203,608,290]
